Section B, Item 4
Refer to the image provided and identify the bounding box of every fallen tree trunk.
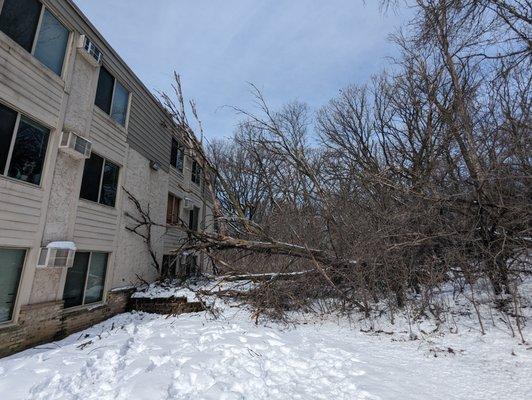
[178,230,357,271]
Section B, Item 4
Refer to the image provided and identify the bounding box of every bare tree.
[158,2,531,330]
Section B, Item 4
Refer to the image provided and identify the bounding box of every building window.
[162,254,177,277]
[183,254,199,278]
[0,103,50,186]
[79,152,119,207]
[94,66,130,126]
[0,0,69,75]
[191,160,202,186]
[166,193,181,225]
[170,138,184,172]
[0,248,26,323]
[94,66,114,113]
[63,251,108,308]
[189,206,200,231]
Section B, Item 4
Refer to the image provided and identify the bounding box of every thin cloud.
[74,0,409,138]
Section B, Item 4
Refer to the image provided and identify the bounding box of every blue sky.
[74,0,409,139]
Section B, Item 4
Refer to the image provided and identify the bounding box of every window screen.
[171,139,184,171]
[111,81,129,126]
[84,252,107,304]
[34,9,69,75]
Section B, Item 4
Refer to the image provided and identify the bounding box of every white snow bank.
[131,277,256,302]
[0,299,530,399]
[131,282,199,302]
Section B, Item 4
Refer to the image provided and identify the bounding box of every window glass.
[0,248,25,323]
[8,116,50,185]
[111,81,129,126]
[167,194,180,224]
[100,160,119,207]
[84,252,107,304]
[80,153,103,202]
[94,66,114,114]
[171,139,184,171]
[0,103,17,174]
[0,0,41,52]
[191,161,202,185]
[63,251,89,308]
[166,194,174,223]
[54,249,69,268]
[34,9,69,75]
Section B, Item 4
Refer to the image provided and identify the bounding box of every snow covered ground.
[1,276,531,399]
[0,304,530,399]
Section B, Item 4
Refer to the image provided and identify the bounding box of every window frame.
[62,251,109,309]
[170,138,185,172]
[0,246,27,326]
[166,193,181,225]
[94,66,131,128]
[0,0,71,77]
[191,160,202,186]
[79,152,120,208]
[0,102,51,187]
[188,206,200,231]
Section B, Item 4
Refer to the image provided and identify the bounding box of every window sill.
[0,318,18,330]
[0,174,44,191]
[170,165,184,175]
[78,198,117,212]
[93,106,128,133]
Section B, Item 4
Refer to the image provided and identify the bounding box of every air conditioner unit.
[37,242,76,269]
[59,131,92,159]
[77,34,102,66]
[183,198,194,209]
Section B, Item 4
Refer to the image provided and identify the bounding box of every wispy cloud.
[74,0,409,138]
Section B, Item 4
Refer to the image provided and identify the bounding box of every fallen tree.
[158,1,530,336]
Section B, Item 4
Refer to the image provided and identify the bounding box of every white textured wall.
[113,148,168,287]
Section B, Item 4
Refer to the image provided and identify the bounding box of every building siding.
[0,0,215,358]
[0,32,64,127]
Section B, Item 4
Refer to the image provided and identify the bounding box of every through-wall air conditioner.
[37,242,77,269]
[183,198,194,209]
[59,131,92,159]
[77,34,103,66]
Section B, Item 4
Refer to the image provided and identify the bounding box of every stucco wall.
[113,148,168,287]
[30,47,100,305]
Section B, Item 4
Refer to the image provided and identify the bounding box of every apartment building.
[0,0,214,357]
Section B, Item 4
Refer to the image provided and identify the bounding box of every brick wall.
[129,296,204,315]
[0,289,133,358]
